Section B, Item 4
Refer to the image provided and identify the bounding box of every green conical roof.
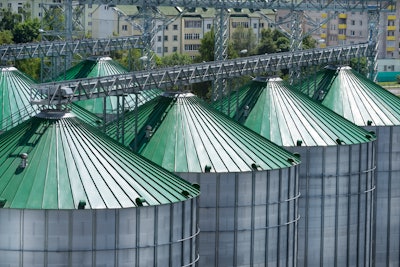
[297,66,400,126]
[214,77,375,147]
[0,110,199,209]
[54,56,161,116]
[0,67,39,131]
[106,92,300,173]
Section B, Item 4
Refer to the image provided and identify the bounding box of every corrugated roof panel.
[0,67,39,131]
[54,57,162,115]
[0,111,199,209]
[321,66,400,126]
[214,77,375,146]
[107,92,300,173]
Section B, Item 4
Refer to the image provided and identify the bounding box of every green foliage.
[12,18,40,43]
[196,28,215,62]
[302,35,317,50]
[0,30,13,44]
[0,8,22,31]
[14,58,41,81]
[231,26,257,55]
[158,53,193,67]
[350,57,368,76]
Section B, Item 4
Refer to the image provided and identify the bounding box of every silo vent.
[287,158,296,165]
[251,163,260,170]
[296,140,303,146]
[182,190,191,198]
[204,165,212,172]
[367,120,373,126]
[293,152,301,159]
[135,197,146,206]
[78,200,86,209]
[19,153,28,168]
[243,105,250,117]
[365,134,373,139]
[0,198,6,208]
[336,138,344,145]
[192,183,200,190]
[145,125,153,139]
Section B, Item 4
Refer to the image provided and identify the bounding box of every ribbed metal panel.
[0,110,199,209]
[0,109,200,267]
[295,66,400,267]
[106,92,301,266]
[0,67,39,132]
[0,200,199,267]
[54,56,162,118]
[216,77,377,267]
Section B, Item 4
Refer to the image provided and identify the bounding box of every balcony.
[321,13,328,18]
[320,33,327,38]
[338,34,346,40]
[387,26,396,31]
[321,24,327,29]
[387,36,396,41]
[388,15,396,20]
[338,13,347,19]
[338,24,347,29]
[386,47,395,52]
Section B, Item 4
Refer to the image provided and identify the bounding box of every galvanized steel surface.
[0,110,199,209]
[179,167,299,267]
[0,200,199,267]
[289,144,375,267]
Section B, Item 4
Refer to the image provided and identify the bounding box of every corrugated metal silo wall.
[285,142,375,267]
[178,166,299,267]
[365,125,400,267]
[0,199,199,267]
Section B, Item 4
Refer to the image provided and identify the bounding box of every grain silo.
[0,66,40,132]
[106,92,301,267]
[0,108,200,267]
[295,65,400,267]
[215,77,376,267]
[54,56,161,120]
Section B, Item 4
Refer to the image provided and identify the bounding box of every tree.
[302,35,317,50]
[196,28,215,62]
[158,53,192,67]
[12,18,40,43]
[256,29,277,55]
[231,25,257,55]
[0,8,22,31]
[0,30,13,44]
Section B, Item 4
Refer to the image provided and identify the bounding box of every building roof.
[297,66,400,126]
[214,77,375,147]
[107,92,300,173]
[0,67,39,132]
[54,56,162,116]
[0,110,199,209]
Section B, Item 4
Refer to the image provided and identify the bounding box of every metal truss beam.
[32,43,369,105]
[0,36,144,62]
[78,0,394,12]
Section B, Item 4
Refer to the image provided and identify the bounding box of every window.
[253,23,257,29]
[157,36,161,42]
[88,21,92,26]
[350,30,355,36]
[164,36,168,41]
[184,33,200,40]
[8,3,12,8]
[184,44,201,51]
[122,25,128,31]
[232,22,249,28]
[207,23,211,29]
[173,24,178,30]
[157,47,161,53]
[38,12,41,17]
[164,47,168,53]
[184,20,202,28]
[359,20,363,26]
[173,35,178,41]
[165,25,169,30]
[173,47,177,52]
[351,20,355,25]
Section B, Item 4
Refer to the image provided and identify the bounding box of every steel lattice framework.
[0,36,144,62]
[31,43,369,104]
